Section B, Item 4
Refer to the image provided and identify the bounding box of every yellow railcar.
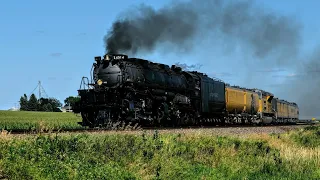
[254,90,275,123]
[276,101,283,118]
[288,104,293,118]
[289,103,299,119]
[284,103,288,117]
[224,86,299,124]
[275,99,299,120]
[225,86,259,115]
[276,100,287,118]
[260,95,274,114]
[295,105,299,119]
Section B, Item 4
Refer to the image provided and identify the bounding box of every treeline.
[64,96,80,108]
[19,94,63,112]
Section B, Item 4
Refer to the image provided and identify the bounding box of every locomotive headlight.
[97,79,103,86]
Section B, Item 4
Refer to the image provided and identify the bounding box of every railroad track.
[2,121,317,135]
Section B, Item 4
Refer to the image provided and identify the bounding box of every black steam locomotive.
[73,54,301,127]
[72,54,226,127]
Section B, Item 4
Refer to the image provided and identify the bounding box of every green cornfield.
[0,110,82,131]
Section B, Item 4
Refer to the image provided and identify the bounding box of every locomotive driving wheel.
[81,111,98,128]
[155,103,169,127]
[156,106,165,126]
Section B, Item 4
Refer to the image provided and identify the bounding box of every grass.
[0,126,320,179]
[288,126,320,148]
[1,110,320,179]
[0,110,83,131]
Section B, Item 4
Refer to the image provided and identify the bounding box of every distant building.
[61,105,73,113]
[8,107,19,111]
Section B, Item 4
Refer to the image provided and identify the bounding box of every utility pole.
[39,81,42,100]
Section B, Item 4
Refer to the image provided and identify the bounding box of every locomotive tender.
[72,54,299,127]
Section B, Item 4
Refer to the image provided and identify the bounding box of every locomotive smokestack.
[94,56,101,62]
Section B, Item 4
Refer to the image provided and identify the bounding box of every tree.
[28,94,39,111]
[18,93,63,112]
[64,96,80,107]
[48,98,62,112]
[39,98,49,111]
[49,98,62,108]
[46,103,53,112]
[19,94,28,111]
[42,103,53,112]
[39,97,62,112]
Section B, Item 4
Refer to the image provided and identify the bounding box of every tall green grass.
[287,125,320,148]
[0,130,319,179]
[0,110,82,131]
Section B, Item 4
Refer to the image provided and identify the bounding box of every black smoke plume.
[279,49,320,119]
[104,0,301,63]
[104,2,198,55]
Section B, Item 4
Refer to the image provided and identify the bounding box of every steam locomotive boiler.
[72,54,226,127]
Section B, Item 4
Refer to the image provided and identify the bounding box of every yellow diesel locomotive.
[275,99,299,122]
[225,85,299,124]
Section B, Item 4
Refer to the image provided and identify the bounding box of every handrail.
[79,77,90,90]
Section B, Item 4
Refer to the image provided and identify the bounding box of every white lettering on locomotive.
[113,55,125,60]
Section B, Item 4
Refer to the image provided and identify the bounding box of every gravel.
[139,125,311,138]
[64,124,315,138]
[3,124,316,138]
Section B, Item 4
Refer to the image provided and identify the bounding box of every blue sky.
[0,0,319,112]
